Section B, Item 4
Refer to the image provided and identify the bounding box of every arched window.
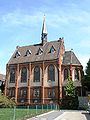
[21,67,27,83]
[48,64,55,81]
[34,66,40,82]
[75,69,79,80]
[64,68,69,80]
[10,68,16,83]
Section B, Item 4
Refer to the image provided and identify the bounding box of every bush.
[61,95,79,110]
[0,95,16,108]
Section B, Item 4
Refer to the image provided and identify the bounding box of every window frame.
[34,66,40,82]
[48,64,55,82]
[21,67,27,83]
[10,67,16,83]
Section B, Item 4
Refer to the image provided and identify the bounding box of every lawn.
[0,107,49,120]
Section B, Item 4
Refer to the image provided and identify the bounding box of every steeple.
[41,15,48,45]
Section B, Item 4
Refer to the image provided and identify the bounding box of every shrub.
[0,95,16,108]
[61,95,79,109]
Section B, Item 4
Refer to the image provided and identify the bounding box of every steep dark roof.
[8,40,62,64]
[62,80,82,87]
[63,51,81,65]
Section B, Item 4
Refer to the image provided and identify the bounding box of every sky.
[0,0,90,74]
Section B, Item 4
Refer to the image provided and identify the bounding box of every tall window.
[33,88,40,97]
[75,69,79,80]
[48,65,55,81]
[21,67,27,83]
[10,68,15,83]
[20,88,27,97]
[64,69,69,80]
[34,66,40,82]
[9,88,15,97]
[48,88,55,98]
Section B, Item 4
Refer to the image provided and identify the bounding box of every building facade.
[5,16,83,105]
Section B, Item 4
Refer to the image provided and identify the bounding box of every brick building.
[5,16,83,105]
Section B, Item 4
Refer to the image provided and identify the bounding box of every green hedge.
[61,95,79,110]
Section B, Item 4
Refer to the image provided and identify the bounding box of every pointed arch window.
[64,68,69,80]
[34,66,40,82]
[37,48,43,55]
[10,67,16,83]
[48,64,55,81]
[25,49,32,56]
[75,68,79,80]
[49,46,56,53]
[14,51,21,58]
[21,67,27,83]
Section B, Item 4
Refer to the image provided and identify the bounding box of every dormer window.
[14,51,21,58]
[37,48,43,55]
[25,50,32,56]
[49,46,56,53]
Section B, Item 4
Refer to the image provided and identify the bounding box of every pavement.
[27,110,90,120]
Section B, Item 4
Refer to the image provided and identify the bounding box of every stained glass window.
[21,67,27,83]
[48,65,55,81]
[34,66,40,82]
[10,68,15,83]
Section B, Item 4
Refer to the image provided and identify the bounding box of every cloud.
[1,10,43,27]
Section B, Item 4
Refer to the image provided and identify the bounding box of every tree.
[65,76,76,97]
[83,59,90,91]
[61,77,79,109]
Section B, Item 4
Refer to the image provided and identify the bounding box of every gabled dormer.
[14,51,21,58]
[49,46,56,53]
[25,49,32,56]
[36,48,43,55]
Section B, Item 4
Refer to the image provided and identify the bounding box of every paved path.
[27,110,63,120]
[27,110,90,120]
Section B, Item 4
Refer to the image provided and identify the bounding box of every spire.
[41,15,48,45]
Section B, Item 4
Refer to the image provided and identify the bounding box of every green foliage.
[61,96,79,109]
[62,77,79,109]
[86,59,90,76]
[65,76,76,97]
[83,59,90,91]
[0,95,16,108]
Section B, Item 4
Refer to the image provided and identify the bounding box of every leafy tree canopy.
[83,59,90,91]
[85,59,90,81]
[65,76,76,97]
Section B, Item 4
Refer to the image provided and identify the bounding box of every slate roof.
[8,40,62,64]
[62,80,82,87]
[63,51,81,65]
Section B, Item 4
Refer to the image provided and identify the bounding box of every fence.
[0,104,59,120]
[78,96,88,109]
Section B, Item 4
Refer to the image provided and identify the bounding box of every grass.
[0,108,49,120]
